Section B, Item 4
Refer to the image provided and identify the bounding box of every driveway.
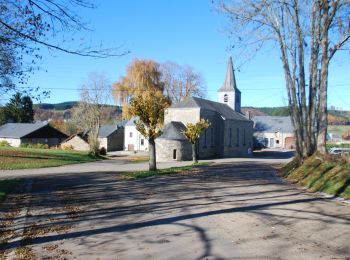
[1,153,350,259]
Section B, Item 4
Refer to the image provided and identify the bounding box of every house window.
[229,128,232,146]
[224,94,228,103]
[173,149,177,160]
[141,139,144,146]
[204,129,207,148]
[243,129,246,146]
[210,128,214,147]
[236,128,239,147]
[276,140,280,144]
[129,132,133,138]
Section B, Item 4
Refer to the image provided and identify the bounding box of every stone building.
[61,124,124,152]
[156,57,254,162]
[0,122,68,147]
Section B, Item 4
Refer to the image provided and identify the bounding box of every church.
[156,57,254,162]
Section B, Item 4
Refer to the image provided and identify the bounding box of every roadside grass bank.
[282,154,350,199]
[0,147,103,170]
[123,162,211,180]
[0,179,18,202]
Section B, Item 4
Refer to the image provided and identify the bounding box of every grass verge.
[124,162,211,180]
[0,147,103,170]
[0,179,18,202]
[282,154,350,199]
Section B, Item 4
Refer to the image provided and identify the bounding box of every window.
[224,94,228,103]
[229,128,232,146]
[210,128,214,147]
[243,129,246,146]
[204,129,207,148]
[236,128,239,147]
[276,140,280,144]
[173,149,177,160]
[129,132,133,138]
[141,139,144,146]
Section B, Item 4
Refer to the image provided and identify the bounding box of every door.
[269,138,274,148]
[128,144,134,151]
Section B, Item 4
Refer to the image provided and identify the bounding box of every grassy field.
[328,125,350,136]
[0,147,102,170]
[123,163,211,180]
[283,154,350,199]
[0,179,18,202]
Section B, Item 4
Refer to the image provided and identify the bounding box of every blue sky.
[6,0,350,109]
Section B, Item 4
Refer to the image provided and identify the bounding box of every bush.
[0,140,10,147]
[99,147,107,155]
[61,145,74,151]
[20,143,49,149]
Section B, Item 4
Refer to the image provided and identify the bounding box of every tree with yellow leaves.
[114,59,171,171]
[182,119,210,163]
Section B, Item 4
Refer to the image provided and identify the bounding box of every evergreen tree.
[4,93,34,123]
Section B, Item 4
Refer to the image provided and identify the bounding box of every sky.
[4,0,350,109]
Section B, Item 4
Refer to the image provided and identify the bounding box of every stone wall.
[156,139,192,162]
[61,136,89,151]
[164,108,200,125]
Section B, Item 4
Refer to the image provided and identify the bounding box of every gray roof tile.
[170,97,250,121]
[253,116,294,133]
[0,122,47,138]
[218,57,241,93]
[159,121,187,140]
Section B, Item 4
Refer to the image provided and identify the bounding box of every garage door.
[285,137,295,149]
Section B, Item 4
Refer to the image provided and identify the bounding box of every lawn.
[0,179,18,202]
[0,147,103,170]
[283,154,350,199]
[123,162,211,179]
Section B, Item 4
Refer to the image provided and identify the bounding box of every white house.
[253,116,295,149]
[124,118,149,151]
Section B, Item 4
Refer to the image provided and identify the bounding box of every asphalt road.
[0,152,349,259]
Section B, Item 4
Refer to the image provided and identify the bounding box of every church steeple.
[218,57,241,112]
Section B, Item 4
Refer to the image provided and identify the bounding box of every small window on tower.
[224,94,228,103]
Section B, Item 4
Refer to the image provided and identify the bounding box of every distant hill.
[34,101,79,110]
[34,101,120,111]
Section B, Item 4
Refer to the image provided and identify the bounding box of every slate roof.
[159,121,187,140]
[125,117,138,126]
[99,125,118,138]
[0,122,47,138]
[170,97,250,121]
[218,57,241,93]
[253,116,294,133]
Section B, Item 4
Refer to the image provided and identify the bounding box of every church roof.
[159,121,187,140]
[0,122,48,138]
[218,57,241,93]
[170,97,250,121]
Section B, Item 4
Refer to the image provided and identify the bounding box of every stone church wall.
[156,139,192,162]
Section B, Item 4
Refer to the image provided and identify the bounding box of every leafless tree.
[160,61,206,103]
[0,0,128,94]
[216,0,350,161]
[72,72,111,155]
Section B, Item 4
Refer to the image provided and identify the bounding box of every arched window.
[224,94,228,103]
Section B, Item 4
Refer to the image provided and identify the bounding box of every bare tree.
[216,0,350,161]
[160,61,206,103]
[72,72,111,155]
[0,0,128,94]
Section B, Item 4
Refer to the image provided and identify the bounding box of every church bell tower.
[218,57,241,112]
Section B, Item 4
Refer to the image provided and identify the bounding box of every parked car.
[329,147,350,155]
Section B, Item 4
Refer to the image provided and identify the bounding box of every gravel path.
[1,156,349,259]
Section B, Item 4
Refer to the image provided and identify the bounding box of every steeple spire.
[217,57,241,112]
[218,56,239,92]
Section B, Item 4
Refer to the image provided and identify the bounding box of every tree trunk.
[317,0,330,154]
[149,138,157,171]
[192,143,198,164]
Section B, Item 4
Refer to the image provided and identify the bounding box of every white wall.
[124,125,149,151]
[255,132,294,148]
[0,138,21,147]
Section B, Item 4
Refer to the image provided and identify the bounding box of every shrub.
[61,145,74,151]
[99,147,107,155]
[0,140,10,147]
[20,143,49,149]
